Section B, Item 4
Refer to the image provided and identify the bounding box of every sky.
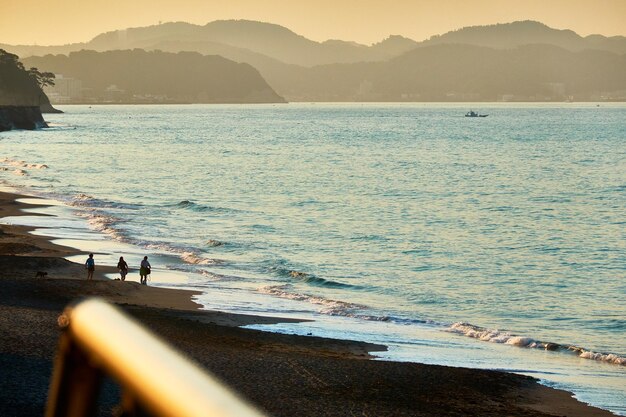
[1,0,625,45]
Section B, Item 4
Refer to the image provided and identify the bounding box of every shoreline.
[0,189,619,416]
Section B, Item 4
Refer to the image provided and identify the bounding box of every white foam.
[74,211,125,241]
[258,284,376,319]
[71,193,94,203]
[180,252,214,265]
[1,158,48,169]
[448,322,626,366]
[579,351,626,365]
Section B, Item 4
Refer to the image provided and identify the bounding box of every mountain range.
[5,20,626,102]
[274,44,626,101]
[5,20,626,65]
[422,20,626,54]
[1,20,421,66]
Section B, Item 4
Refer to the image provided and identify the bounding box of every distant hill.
[3,19,626,67]
[22,49,285,104]
[7,20,626,102]
[265,44,626,101]
[1,20,419,67]
[80,20,421,66]
[423,20,626,54]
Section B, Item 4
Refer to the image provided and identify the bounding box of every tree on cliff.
[28,67,55,88]
[0,49,55,106]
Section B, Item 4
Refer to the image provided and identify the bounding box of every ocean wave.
[260,284,439,324]
[67,194,225,266]
[179,251,215,265]
[172,200,237,214]
[70,193,143,210]
[162,265,238,281]
[349,234,389,242]
[257,285,400,322]
[448,322,626,366]
[74,211,126,240]
[196,270,243,281]
[259,285,366,316]
[288,270,355,288]
[71,201,220,268]
[269,265,356,289]
[134,242,221,266]
[1,158,48,169]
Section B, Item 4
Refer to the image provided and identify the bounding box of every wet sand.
[0,190,618,416]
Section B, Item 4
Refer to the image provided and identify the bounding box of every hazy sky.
[1,0,625,45]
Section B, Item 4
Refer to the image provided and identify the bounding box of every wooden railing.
[45,298,266,417]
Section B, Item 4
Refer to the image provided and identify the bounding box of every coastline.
[0,189,619,416]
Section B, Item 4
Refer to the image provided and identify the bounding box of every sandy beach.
[0,190,618,417]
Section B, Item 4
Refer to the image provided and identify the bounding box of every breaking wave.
[257,285,397,322]
[70,199,220,267]
[1,158,48,169]
[259,285,368,316]
[287,270,356,288]
[268,265,357,289]
[70,193,143,210]
[132,242,220,266]
[172,200,238,214]
[73,211,126,241]
[448,322,626,366]
[179,251,216,265]
[162,265,239,281]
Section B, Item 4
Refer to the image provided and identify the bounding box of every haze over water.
[1,103,625,414]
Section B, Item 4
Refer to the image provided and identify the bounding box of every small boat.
[465,110,488,117]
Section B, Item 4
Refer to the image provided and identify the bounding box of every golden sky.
[1,0,625,45]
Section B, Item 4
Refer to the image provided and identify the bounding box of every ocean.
[1,103,625,414]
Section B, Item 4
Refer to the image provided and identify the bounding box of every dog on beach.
[35,271,48,278]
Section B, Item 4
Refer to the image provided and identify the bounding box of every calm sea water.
[1,103,625,414]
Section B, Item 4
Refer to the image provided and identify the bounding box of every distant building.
[43,74,82,103]
[104,85,126,101]
[444,92,481,101]
[356,80,373,97]
[599,90,626,101]
[544,82,566,100]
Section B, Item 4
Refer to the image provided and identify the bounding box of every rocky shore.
[0,106,48,132]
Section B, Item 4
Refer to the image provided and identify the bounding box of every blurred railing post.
[45,298,267,417]
[46,330,104,417]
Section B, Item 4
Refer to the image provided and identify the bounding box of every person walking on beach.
[85,253,95,280]
[117,256,129,281]
[139,256,151,285]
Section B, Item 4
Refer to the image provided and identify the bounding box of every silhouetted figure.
[85,253,95,280]
[117,256,129,281]
[140,256,151,285]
